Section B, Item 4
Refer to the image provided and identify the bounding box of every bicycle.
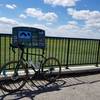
[0,43,61,93]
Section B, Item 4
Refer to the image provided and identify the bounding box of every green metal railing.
[0,33,100,68]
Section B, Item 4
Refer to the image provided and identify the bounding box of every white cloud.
[44,0,79,7]
[0,17,18,25]
[49,23,100,39]
[0,16,100,39]
[5,4,17,9]
[1,19,100,39]
[67,8,100,21]
[19,14,27,19]
[67,8,100,33]
[0,17,18,33]
[19,23,49,30]
[25,8,58,22]
[57,21,78,32]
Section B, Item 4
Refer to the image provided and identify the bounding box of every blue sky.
[0,0,100,39]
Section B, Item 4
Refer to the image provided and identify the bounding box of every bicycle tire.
[43,57,61,82]
[0,61,28,93]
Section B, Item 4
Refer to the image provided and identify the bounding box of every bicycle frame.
[13,45,46,77]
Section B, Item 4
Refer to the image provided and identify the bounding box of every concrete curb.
[60,66,100,76]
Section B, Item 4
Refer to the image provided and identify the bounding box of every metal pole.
[66,38,70,69]
[96,40,100,67]
[26,48,28,61]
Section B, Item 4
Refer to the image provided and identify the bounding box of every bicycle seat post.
[18,44,25,60]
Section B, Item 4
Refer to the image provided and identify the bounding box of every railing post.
[26,48,28,61]
[96,40,100,67]
[0,36,1,68]
[66,38,70,69]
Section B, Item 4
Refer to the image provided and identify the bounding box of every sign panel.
[12,27,45,48]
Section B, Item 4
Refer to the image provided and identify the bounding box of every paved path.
[1,73,100,100]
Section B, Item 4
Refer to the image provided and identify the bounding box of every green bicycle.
[0,43,61,92]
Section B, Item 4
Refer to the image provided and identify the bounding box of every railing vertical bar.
[93,41,96,63]
[66,38,70,68]
[54,38,57,59]
[85,40,88,64]
[56,38,59,65]
[95,41,99,64]
[69,39,72,65]
[52,38,54,58]
[72,39,75,64]
[70,39,73,65]
[94,41,97,63]
[0,36,2,68]
[62,39,65,65]
[48,38,50,58]
[60,39,63,65]
[56,39,59,63]
[87,40,90,64]
[31,48,32,60]
[88,40,91,64]
[83,40,86,64]
[77,40,79,64]
[76,40,79,65]
[89,40,93,64]
[45,38,47,57]
[26,48,28,61]
[79,40,82,64]
[73,39,75,64]
[63,38,66,66]
[93,40,97,64]
[96,40,100,67]
[4,36,6,64]
[91,40,94,64]
[82,40,85,64]
[74,40,77,64]
[77,40,80,64]
[35,48,36,63]
[9,36,11,61]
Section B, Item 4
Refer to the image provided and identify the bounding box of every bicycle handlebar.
[10,43,24,53]
[10,43,45,58]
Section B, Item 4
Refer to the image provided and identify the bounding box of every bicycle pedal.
[49,67,54,71]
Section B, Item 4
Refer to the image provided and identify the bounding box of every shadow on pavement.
[1,72,100,100]
[0,79,66,100]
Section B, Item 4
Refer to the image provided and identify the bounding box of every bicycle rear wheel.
[0,61,28,92]
[43,57,61,82]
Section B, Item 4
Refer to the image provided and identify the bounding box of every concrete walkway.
[0,67,100,100]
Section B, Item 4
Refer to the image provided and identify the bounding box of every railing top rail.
[0,33,100,41]
[46,36,100,41]
[0,33,12,37]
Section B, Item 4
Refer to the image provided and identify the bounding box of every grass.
[0,35,99,67]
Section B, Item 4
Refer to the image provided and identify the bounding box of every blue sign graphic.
[18,31,32,39]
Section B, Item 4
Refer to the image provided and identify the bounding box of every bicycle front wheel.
[0,61,27,92]
[43,57,61,82]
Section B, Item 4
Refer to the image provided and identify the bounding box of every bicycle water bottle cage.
[29,60,40,69]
